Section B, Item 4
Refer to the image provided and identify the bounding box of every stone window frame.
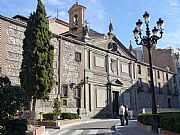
[75,51,81,62]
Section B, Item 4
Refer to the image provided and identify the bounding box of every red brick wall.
[143,46,175,72]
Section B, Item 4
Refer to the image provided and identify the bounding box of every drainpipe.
[57,36,62,95]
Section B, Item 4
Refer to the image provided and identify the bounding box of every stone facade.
[134,45,180,108]
[0,2,179,119]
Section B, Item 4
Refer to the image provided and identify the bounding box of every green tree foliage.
[19,0,54,114]
[53,97,61,118]
[0,76,27,120]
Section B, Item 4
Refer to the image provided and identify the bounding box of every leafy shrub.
[53,97,61,119]
[174,121,180,133]
[61,112,79,119]
[43,112,58,121]
[137,113,152,125]
[4,119,28,135]
[138,112,180,134]
[43,97,61,121]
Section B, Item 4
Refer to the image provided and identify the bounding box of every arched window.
[73,14,78,26]
[108,42,117,52]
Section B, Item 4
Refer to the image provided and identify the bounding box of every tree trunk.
[32,97,36,120]
[29,97,36,125]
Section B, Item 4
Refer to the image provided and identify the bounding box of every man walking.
[124,104,129,125]
[119,103,125,126]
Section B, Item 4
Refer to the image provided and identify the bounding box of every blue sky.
[1,0,180,49]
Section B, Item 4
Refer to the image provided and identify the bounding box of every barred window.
[75,52,81,62]
[74,86,81,98]
[63,99,67,106]
[62,84,68,97]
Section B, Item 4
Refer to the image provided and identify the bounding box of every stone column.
[108,55,111,74]
[117,59,120,76]
[85,49,88,69]
[89,50,92,70]
[85,83,89,111]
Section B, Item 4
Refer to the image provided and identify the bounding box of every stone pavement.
[114,119,161,135]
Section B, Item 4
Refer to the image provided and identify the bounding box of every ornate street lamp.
[133,11,164,133]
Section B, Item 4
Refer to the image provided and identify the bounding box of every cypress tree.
[20,0,54,117]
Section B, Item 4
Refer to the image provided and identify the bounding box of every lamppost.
[133,12,164,133]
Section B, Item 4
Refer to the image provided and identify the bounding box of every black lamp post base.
[151,114,160,133]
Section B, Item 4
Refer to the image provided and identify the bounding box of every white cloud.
[167,0,179,6]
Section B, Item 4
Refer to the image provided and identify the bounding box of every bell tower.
[68,2,86,37]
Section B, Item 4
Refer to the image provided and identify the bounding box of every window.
[137,65,141,74]
[63,99,67,106]
[74,86,81,98]
[173,76,176,83]
[148,80,151,91]
[167,85,171,95]
[75,52,81,62]
[158,82,162,94]
[111,59,117,74]
[147,68,150,76]
[76,99,81,108]
[157,71,160,79]
[73,14,78,26]
[166,73,169,81]
[62,84,68,97]
[108,42,117,52]
[178,67,180,73]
